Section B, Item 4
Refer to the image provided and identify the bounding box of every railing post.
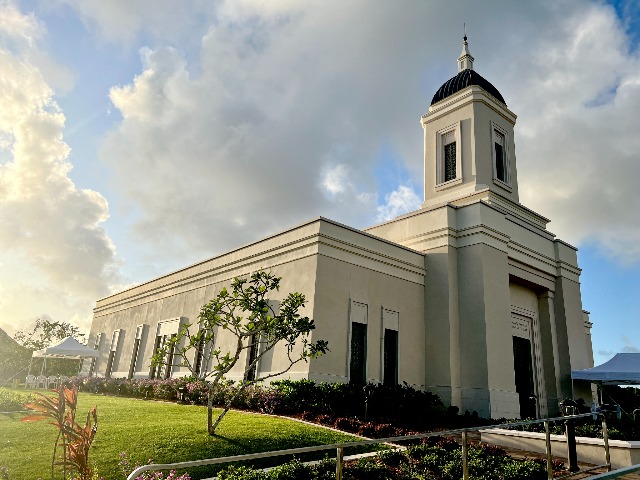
[545,420,553,480]
[336,447,344,480]
[462,430,469,480]
[602,414,611,472]
[565,416,579,472]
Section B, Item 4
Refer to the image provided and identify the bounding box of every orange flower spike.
[64,386,77,406]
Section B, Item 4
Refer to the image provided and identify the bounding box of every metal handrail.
[125,412,600,480]
[584,463,640,479]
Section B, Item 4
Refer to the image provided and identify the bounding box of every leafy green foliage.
[271,379,444,428]
[151,271,328,435]
[14,316,85,351]
[8,316,86,378]
[214,439,553,480]
[0,388,33,411]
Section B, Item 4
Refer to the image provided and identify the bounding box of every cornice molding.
[422,86,517,125]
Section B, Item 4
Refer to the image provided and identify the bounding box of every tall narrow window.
[382,308,399,386]
[494,129,507,183]
[245,333,259,382]
[383,329,398,386]
[128,324,146,380]
[150,318,183,380]
[350,322,367,385]
[443,131,457,182]
[128,338,140,380]
[105,329,121,379]
[164,333,177,379]
[194,334,205,377]
[149,335,162,379]
[349,301,368,385]
[89,333,102,377]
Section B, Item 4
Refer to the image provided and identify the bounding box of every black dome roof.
[431,69,506,106]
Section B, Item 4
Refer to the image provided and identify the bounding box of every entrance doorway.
[512,336,536,419]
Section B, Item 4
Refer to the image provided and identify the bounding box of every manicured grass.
[0,389,368,480]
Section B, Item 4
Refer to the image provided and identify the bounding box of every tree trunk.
[210,381,251,435]
[207,387,214,435]
[210,405,230,434]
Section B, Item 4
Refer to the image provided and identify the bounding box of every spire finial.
[458,26,474,72]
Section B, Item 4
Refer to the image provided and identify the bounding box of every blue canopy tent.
[572,353,640,385]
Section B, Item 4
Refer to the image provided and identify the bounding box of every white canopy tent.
[571,353,640,385]
[29,336,98,376]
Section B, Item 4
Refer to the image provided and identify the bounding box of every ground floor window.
[383,328,398,386]
[245,334,259,382]
[149,333,176,379]
[350,322,367,385]
[88,333,102,377]
[194,335,205,377]
[105,330,121,379]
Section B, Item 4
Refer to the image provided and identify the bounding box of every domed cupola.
[421,35,519,208]
[431,69,506,106]
[430,35,506,106]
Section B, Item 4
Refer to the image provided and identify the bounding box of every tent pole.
[27,357,33,377]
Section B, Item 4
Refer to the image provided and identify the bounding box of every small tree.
[14,316,85,351]
[152,271,328,435]
[14,316,87,377]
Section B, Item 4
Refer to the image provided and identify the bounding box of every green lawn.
[0,390,367,480]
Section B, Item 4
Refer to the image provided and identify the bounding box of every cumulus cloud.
[499,3,640,262]
[55,1,640,269]
[377,185,421,223]
[0,1,116,334]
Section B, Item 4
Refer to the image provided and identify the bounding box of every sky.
[0,0,639,366]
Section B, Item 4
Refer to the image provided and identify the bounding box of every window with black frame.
[383,328,398,386]
[494,130,507,183]
[349,322,367,385]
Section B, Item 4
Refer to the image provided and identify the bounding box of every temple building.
[87,37,594,419]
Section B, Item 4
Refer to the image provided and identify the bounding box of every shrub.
[315,414,334,426]
[377,448,406,467]
[217,465,266,480]
[343,457,388,480]
[299,411,317,422]
[333,417,359,433]
[258,389,284,414]
[210,441,557,480]
[0,388,33,412]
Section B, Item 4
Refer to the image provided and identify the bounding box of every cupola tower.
[421,36,519,208]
